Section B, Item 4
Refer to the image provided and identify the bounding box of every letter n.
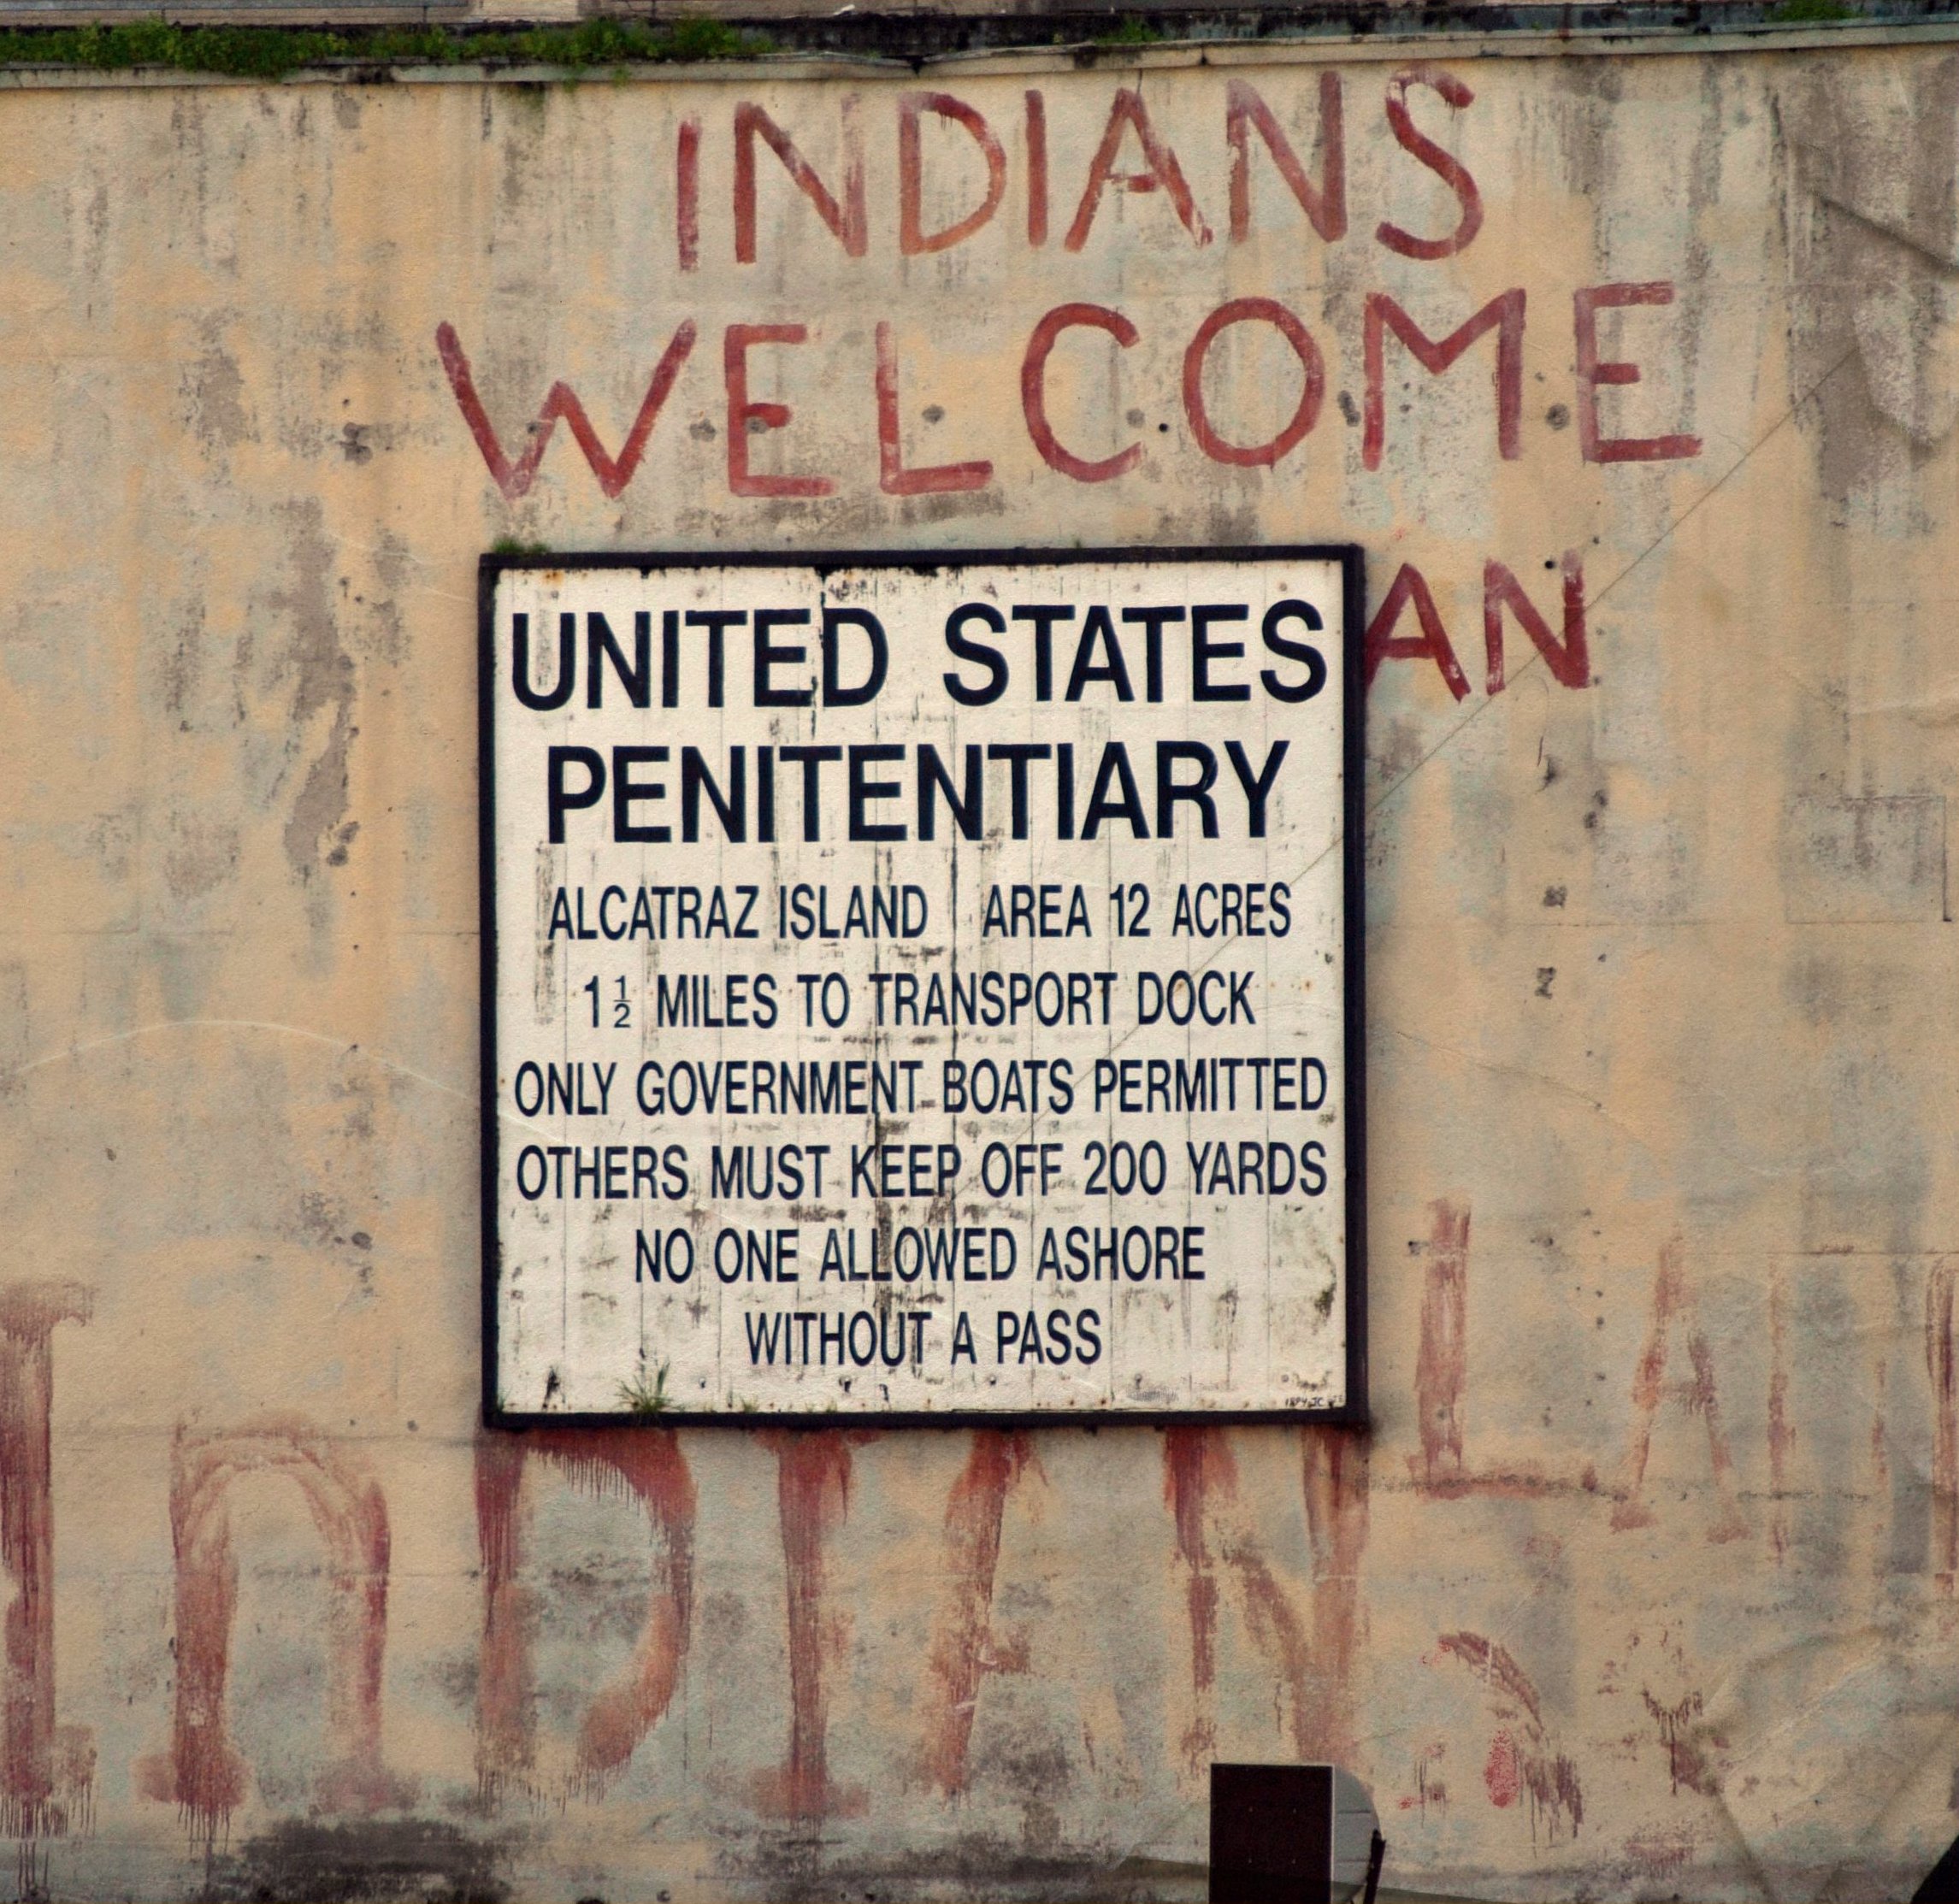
[735,101,867,261]
[1484,554,1589,693]
[137,1417,410,1845]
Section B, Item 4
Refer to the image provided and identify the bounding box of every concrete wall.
[0,36,1956,1901]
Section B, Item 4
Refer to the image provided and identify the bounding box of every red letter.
[138,1418,409,1845]
[475,1429,695,1803]
[918,1432,1037,1795]
[436,322,696,503]
[1376,68,1482,261]
[1574,283,1702,463]
[676,117,700,272]
[1363,563,1470,700]
[1931,1259,1956,1594]
[1065,89,1212,251]
[1227,74,1345,244]
[899,93,1006,256]
[877,323,992,494]
[1612,1240,1748,1542]
[1484,554,1589,693]
[1182,298,1324,468]
[0,1284,91,1841]
[1363,289,1524,469]
[753,1432,875,1820]
[1021,304,1142,483]
[725,325,833,498]
[1413,1202,1468,1489]
[735,101,866,262]
[1025,91,1048,248]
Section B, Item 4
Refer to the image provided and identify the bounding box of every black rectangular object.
[1210,1762,1333,1904]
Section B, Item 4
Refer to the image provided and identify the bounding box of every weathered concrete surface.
[0,41,1955,1901]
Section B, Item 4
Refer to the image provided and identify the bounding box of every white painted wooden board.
[484,551,1355,1418]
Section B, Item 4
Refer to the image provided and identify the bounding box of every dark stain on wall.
[204,1819,514,1903]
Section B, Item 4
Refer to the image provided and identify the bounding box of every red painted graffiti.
[1297,1429,1371,1767]
[1163,1426,1231,1776]
[1413,1200,1470,1487]
[1363,288,1524,469]
[1612,1237,1748,1542]
[1227,74,1345,245]
[138,1416,407,1846]
[753,1431,875,1823]
[877,323,993,497]
[0,1284,93,1842]
[1641,1687,1716,1797]
[1437,1631,1584,1844]
[1366,564,1472,702]
[1164,1427,1372,1776]
[1767,1268,1792,1564]
[899,91,1007,256]
[1065,87,1213,252]
[1929,1257,1956,1594]
[474,1427,696,1805]
[1377,68,1483,260]
[735,99,867,262]
[1484,1729,1519,1807]
[919,1430,1038,1795]
[1484,554,1588,692]
[1182,298,1325,469]
[434,320,697,501]
[1023,303,1143,483]
[1573,283,1703,463]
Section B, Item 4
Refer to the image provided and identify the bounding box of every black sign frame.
[479,545,1367,1429]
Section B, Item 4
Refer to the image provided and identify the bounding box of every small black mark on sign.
[1543,886,1567,908]
[1536,968,1556,999]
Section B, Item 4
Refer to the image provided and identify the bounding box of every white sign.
[481,550,1364,1420]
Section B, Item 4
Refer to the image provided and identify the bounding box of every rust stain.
[918,1429,1037,1796]
[138,1415,406,1848]
[475,1427,696,1805]
[0,1282,93,1842]
[1437,1631,1584,1844]
[1611,1237,1748,1543]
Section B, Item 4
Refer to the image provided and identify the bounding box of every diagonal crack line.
[1102,343,1862,1058]
[1360,340,1862,830]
